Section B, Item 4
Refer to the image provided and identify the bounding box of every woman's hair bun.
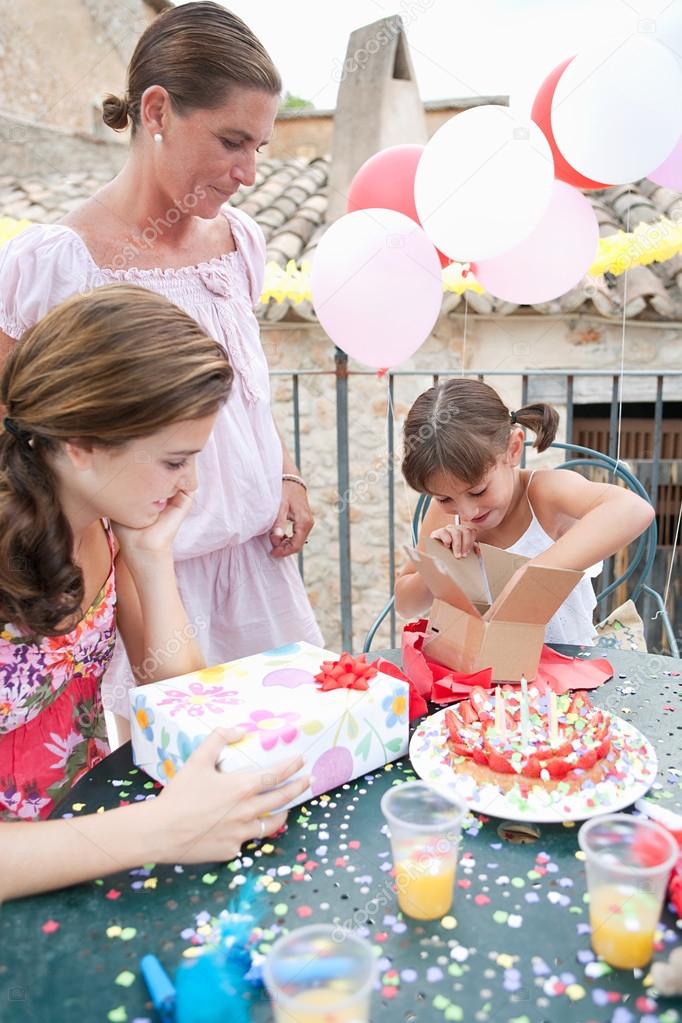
[102,94,130,131]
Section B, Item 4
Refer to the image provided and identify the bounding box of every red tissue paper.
[374,657,428,722]
[401,619,613,705]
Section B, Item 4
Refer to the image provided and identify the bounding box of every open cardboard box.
[404,537,584,681]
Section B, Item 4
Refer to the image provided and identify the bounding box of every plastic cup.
[578,813,678,969]
[380,780,467,921]
[262,924,376,1023]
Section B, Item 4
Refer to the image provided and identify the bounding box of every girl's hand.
[150,728,310,863]
[112,490,193,562]
[430,520,479,559]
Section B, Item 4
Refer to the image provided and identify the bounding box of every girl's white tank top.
[504,472,601,646]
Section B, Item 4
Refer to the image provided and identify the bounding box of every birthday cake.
[444,685,614,796]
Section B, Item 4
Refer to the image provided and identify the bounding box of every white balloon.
[552,36,682,185]
[651,1,682,61]
[414,105,554,262]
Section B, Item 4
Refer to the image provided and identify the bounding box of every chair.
[363,441,678,657]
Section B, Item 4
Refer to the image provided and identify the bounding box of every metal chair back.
[363,441,677,656]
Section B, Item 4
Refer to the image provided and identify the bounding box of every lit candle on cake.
[494,687,507,739]
[520,675,529,745]
[548,691,559,744]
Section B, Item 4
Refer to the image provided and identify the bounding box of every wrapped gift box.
[130,642,409,807]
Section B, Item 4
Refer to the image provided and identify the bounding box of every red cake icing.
[444,685,613,793]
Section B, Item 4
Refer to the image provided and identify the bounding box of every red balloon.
[531,57,611,191]
[436,248,452,269]
[347,144,422,218]
[347,145,453,267]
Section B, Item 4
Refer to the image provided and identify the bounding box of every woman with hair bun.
[396,378,654,645]
[0,284,308,900]
[0,2,322,720]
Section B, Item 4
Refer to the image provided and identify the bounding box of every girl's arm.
[1,729,309,901]
[527,470,655,572]
[394,500,451,618]
[113,491,204,684]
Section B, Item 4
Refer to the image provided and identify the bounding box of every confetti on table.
[114,971,136,988]
[41,920,60,934]
[10,694,680,1023]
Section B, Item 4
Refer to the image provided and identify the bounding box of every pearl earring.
[153,132,163,143]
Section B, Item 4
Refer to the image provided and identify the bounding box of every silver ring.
[258,817,265,839]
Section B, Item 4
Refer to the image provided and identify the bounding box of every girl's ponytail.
[0,424,82,637]
[513,403,559,452]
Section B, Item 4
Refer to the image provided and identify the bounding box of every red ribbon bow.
[314,653,378,692]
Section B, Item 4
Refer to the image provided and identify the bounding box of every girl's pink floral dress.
[0,521,116,820]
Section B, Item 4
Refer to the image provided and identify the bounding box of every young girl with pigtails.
[395,379,654,645]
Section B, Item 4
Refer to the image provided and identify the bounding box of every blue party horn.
[140,954,176,1023]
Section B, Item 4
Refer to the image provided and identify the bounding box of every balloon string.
[613,189,630,479]
[461,291,469,375]
[653,498,682,626]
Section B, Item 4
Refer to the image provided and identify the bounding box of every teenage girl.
[0,284,307,900]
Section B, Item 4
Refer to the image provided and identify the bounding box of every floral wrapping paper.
[130,642,409,805]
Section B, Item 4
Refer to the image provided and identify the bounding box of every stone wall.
[0,0,138,135]
[0,112,127,180]
[263,312,682,651]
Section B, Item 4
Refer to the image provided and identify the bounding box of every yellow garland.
[0,216,31,246]
[262,215,682,300]
[262,258,313,304]
[3,213,682,303]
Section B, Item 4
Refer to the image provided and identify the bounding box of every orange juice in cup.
[588,884,661,969]
[394,850,457,920]
[271,988,368,1023]
[579,814,677,969]
[263,924,376,1023]
[381,781,467,921]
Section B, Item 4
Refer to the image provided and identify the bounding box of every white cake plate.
[409,708,658,824]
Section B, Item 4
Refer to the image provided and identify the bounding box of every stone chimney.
[326,15,427,223]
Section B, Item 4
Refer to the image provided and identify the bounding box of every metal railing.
[272,355,682,653]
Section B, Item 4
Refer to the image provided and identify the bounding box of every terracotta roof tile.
[2,158,681,322]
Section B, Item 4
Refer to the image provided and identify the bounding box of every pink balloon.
[474,181,599,305]
[311,209,442,368]
[649,134,682,191]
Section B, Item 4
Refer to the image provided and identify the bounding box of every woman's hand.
[430,520,479,559]
[112,490,193,564]
[150,727,309,863]
[270,481,314,557]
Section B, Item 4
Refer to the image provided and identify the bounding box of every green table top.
[1,646,681,1023]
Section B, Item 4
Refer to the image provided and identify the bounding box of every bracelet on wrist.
[282,473,307,492]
